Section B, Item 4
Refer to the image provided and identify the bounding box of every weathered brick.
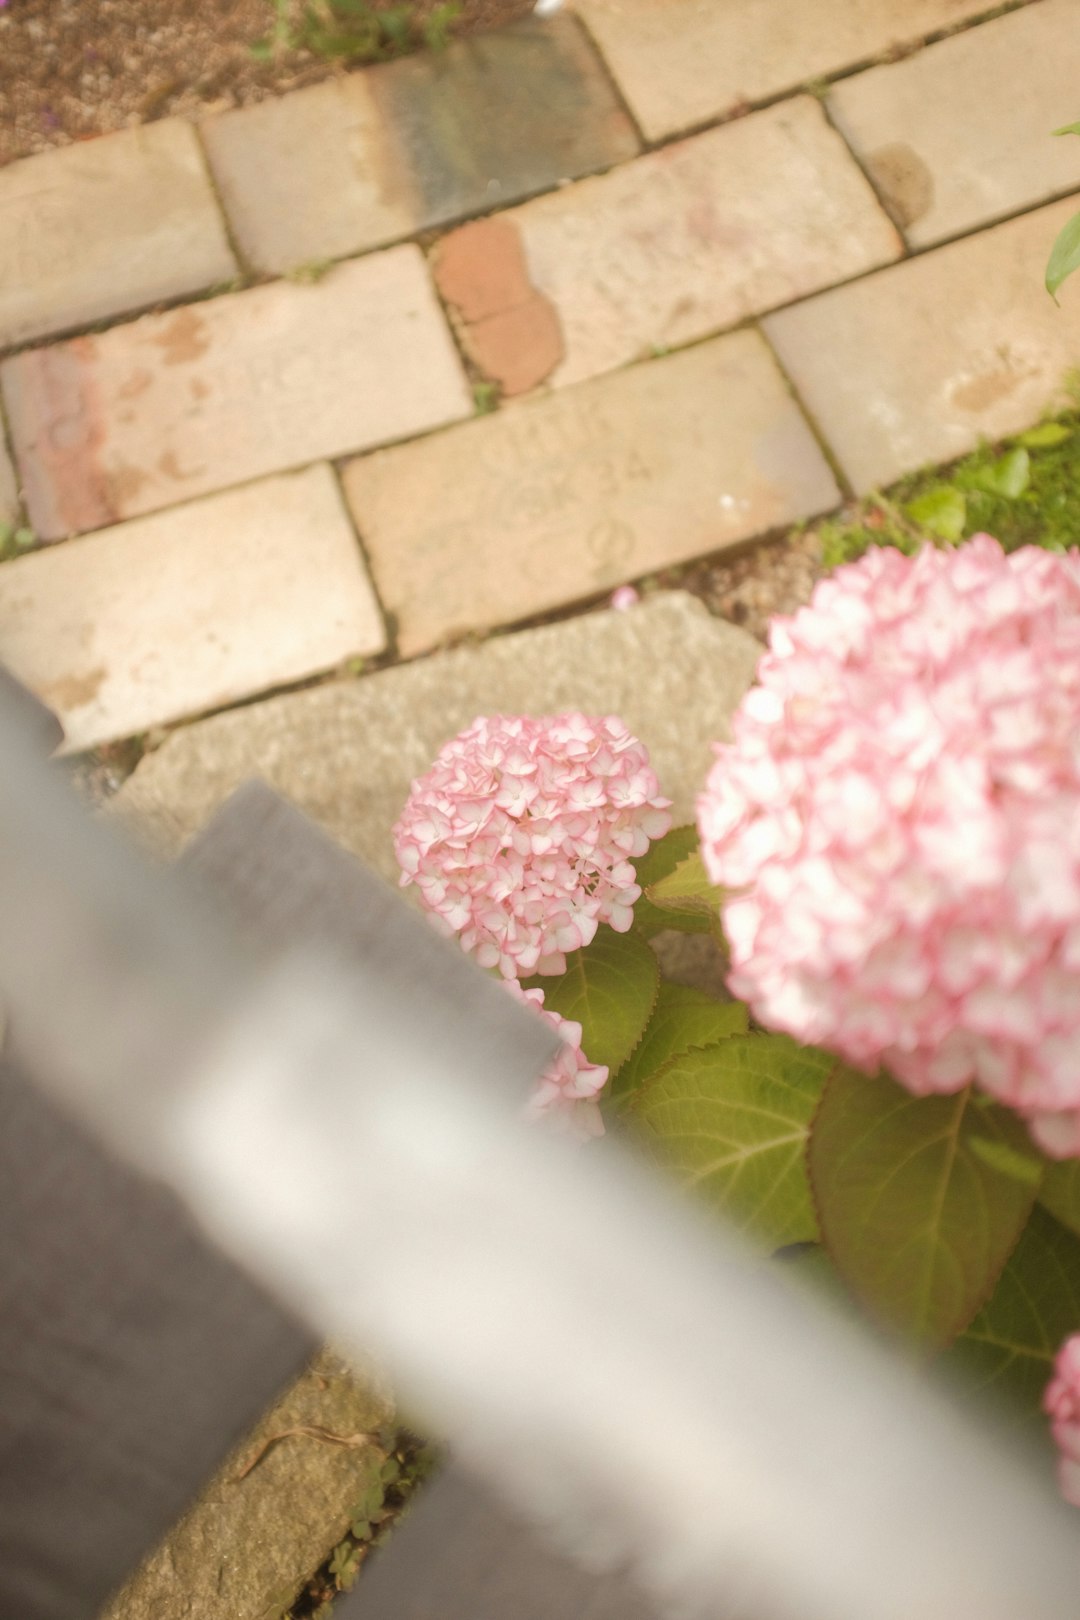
[342,330,840,657]
[432,218,565,396]
[201,15,639,276]
[0,121,237,349]
[1,247,471,541]
[0,465,386,753]
[763,196,1080,494]
[434,97,901,393]
[574,0,1003,141]
[830,0,1080,248]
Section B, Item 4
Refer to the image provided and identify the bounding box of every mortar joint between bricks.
[816,94,913,247]
[622,0,1045,148]
[0,273,261,369]
[756,322,853,506]
[191,118,260,283]
[0,393,27,528]
[567,8,649,150]
[421,238,501,413]
[329,459,402,666]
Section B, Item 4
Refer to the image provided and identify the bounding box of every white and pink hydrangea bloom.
[394,712,671,979]
[502,980,608,1139]
[1045,1335,1080,1507]
[698,535,1080,1156]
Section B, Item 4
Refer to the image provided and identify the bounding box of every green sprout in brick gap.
[283,1432,440,1617]
[0,523,36,560]
[819,403,1080,570]
[253,0,463,63]
[1046,120,1080,300]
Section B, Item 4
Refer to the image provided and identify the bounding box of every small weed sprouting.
[818,410,1080,570]
[281,1432,440,1617]
[422,1,462,51]
[0,524,37,561]
[285,258,337,285]
[801,75,830,100]
[327,1539,364,1593]
[252,0,463,66]
[471,379,500,415]
[251,0,294,59]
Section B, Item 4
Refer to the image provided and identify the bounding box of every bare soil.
[0,0,534,167]
[664,529,824,644]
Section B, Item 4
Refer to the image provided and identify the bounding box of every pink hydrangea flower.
[503,979,608,1138]
[697,535,1080,1153]
[394,713,671,978]
[1044,1335,1080,1506]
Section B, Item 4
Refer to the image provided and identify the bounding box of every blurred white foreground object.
[0,694,1075,1620]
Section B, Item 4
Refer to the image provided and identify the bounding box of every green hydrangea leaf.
[525,925,659,1078]
[1053,121,1080,138]
[905,485,967,541]
[633,825,712,936]
[1038,1158,1080,1238]
[644,851,724,941]
[945,1206,1080,1426]
[809,1071,1043,1348]
[1046,208,1080,298]
[1018,421,1073,449]
[971,446,1030,499]
[629,1036,832,1248]
[611,982,748,1102]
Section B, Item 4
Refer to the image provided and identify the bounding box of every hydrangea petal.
[698,538,1080,1154]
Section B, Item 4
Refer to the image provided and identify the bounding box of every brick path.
[1,0,1079,752]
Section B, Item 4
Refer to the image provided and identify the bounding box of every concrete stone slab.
[763,195,1080,494]
[573,0,1002,141]
[102,1349,391,1620]
[202,15,639,276]
[829,0,1080,248]
[433,98,901,392]
[0,121,237,349]
[342,331,841,656]
[0,465,386,753]
[1,247,471,541]
[108,591,761,880]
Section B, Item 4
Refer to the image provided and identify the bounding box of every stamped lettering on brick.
[343,331,840,655]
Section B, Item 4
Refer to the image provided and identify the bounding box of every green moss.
[819,409,1080,570]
